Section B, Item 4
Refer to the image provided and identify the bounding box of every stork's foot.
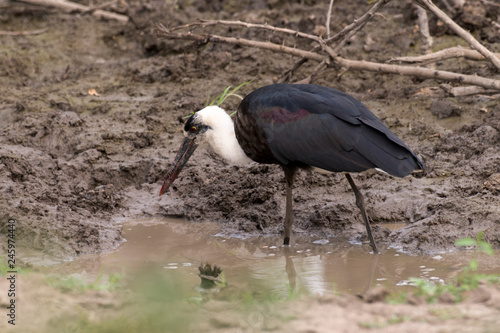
[345,173,380,254]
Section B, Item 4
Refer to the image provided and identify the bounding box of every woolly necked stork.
[160,84,425,253]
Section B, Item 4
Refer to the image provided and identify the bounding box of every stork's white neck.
[196,106,253,165]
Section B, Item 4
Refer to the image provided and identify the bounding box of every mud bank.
[0,0,499,261]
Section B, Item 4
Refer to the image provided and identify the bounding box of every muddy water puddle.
[46,218,500,298]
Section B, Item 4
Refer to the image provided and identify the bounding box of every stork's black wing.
[235,84,424,177]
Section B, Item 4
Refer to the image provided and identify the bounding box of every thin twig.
[295,58,328,84]
[325,0,390,45]
[417,0,500,70]
[438,0,457,15]
[79,0,117,16]
[326,0,335,39]
[330,11,375,55]
[0,27,48,36]
[389,46,500,65]
[279,0,390,82]
[279,57,309,83]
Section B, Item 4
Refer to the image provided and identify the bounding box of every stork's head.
[159,106,232,195]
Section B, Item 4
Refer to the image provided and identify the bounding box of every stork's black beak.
[159,137,198,195]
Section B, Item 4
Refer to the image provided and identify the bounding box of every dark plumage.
[235,84,424,176]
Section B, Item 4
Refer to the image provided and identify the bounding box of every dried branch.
[416,0,500,70]
[156,25,500,91]
[389,46,500,65]
[319,41,500,90]
[157,0,500,93]
[157,27,324,61]
[440,84,499,97]
[414,3,433,55]
[0,27,48,35]
[15,0,128,23]
[175,19,323,44]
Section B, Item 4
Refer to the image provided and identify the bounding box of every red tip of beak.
[159,182,167,196]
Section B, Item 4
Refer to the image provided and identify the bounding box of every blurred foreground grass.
[47,270,199,333]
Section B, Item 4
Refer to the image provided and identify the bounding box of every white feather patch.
[196,106,253,165]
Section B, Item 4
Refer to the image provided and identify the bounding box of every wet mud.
[0,0,499,262]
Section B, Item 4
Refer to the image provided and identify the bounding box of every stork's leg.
[284,246,297,290]
[345,173,379,254]
[283,167,295,246]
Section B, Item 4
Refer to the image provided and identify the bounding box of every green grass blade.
[478,242,494,256]
[209,94,221,106]
[218,80,253,106]
[455,238,476,247]
[216,85,233,106]
[199,79,254,118]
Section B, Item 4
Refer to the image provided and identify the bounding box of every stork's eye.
[190,126,197,133]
